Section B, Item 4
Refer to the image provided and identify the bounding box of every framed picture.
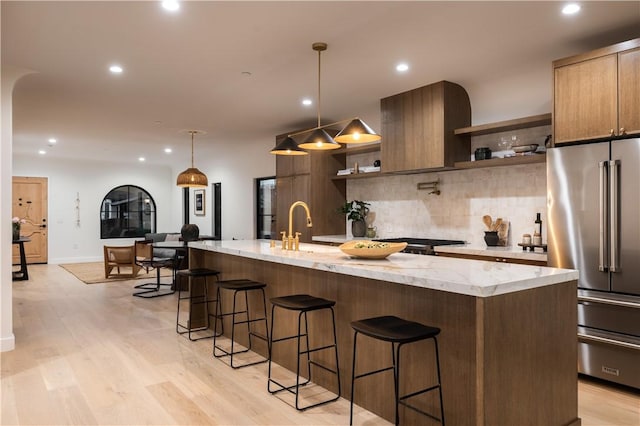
[194,189,205,216]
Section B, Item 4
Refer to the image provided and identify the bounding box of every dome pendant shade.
[298,128,341,150]
[334,118,381,144]
[176,167,208,187]
[176,130,208,188]
[270,136,308,156]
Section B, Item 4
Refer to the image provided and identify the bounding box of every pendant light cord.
[317,47,322,128]
[190,131,195,168]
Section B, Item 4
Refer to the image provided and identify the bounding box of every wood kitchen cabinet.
[380,80,471,173]
[553,38,640,145]
[274,132,346,243]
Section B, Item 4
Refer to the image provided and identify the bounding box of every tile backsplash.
[347,162,547,247]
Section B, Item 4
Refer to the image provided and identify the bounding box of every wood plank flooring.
[2,264,639,425]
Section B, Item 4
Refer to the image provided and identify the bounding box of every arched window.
[100,185,157,239]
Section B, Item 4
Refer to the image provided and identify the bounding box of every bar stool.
[212,279,269,368]
[175,268,221,341]
[267,294,341,411]
[349,315,444,425]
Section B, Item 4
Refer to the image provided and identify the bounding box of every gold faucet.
[284,201,312,251]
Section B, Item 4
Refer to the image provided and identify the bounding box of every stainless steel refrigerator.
[547,137,640,389]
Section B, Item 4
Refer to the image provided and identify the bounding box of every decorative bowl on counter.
[511,143,539,154]
[338,240,407,259]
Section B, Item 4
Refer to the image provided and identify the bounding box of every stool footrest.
[354,365,394,380]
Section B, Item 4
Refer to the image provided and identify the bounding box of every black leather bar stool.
[212,279,269,368]
[349,315,444,425]
[175,268,221,341]
[267,294,341,411]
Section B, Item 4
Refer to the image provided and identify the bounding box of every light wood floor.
[2,264,639,425]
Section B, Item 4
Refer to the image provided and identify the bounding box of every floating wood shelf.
[454,113,551,137]
[331,143,380,155]
[454,153,546,169]
[332,172,382,181]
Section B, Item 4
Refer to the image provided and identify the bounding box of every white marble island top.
[191,240,577,298]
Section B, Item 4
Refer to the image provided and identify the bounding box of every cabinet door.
[381,84,445,173]
[554,54,618,144]
[618,47,640,137]
[275,175,311,242]
[380,89,411,173]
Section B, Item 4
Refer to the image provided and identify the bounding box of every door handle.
[609,160,620,272]
[598,161,608,272]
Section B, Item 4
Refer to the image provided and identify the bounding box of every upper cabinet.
[274,131,346,243]
[380,80,471,174]
[553,39,640,145]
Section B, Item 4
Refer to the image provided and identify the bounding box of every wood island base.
[191,248,579,426]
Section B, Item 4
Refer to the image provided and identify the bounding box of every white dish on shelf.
[511,144,538,154]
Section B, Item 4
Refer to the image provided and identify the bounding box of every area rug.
[59,262,172,285]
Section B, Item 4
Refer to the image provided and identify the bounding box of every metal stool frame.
[175,268,222,341]
[267,298,341,411]
[212,280,269,369]
[350,322,444,425]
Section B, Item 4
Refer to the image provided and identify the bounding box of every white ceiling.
[3,1,639,166]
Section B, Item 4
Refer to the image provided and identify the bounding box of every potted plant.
[339,200,370,237]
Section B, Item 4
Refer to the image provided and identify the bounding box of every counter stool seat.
[268,294,341,411]
[175,268,221,341]
[350,315,444,425]
[213,279,269,368]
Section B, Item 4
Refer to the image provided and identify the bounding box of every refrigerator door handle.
[610,160,620,272]
[599,161,609,272]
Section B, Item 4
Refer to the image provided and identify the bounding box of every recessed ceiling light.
[396,63,409,72]
[48,138,57,144]
[162,1,180,12]
[164,148,172,153]
[109,65,123,74]
[38,150,46,155]
[138,157,145,162]
[302,99,313,106]
[562,3,580,15]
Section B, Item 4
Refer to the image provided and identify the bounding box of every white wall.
[13,135,276,263]
[176,137,276,241]
[13,155,175,263]
[2,66,35,352]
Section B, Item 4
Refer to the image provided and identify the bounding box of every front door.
[12,176,48,264]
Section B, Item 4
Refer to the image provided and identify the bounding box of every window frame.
[100,185,157,239]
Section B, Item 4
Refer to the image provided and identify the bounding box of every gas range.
[374,237,465,255]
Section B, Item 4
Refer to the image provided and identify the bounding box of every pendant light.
[176,130,208,188]
[297,42,340,151]
[270,136,308,156]
[270,42,381,156]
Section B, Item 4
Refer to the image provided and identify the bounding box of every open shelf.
[454,113,551,137]
[331,143,380,156]
[332,172,382,181]
[454,153,546,169]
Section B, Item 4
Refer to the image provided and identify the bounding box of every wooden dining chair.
[103,245,140,279]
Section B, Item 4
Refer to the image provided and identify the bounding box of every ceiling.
[3,1,639,166]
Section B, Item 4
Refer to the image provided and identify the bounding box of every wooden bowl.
[338,240,407,259]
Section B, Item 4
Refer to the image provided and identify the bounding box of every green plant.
[339,200,370,222]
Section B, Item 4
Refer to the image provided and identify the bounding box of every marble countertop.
[190,239,577,298]
[434,244,548,262]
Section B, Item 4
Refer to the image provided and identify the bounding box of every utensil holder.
[484,231,500,246]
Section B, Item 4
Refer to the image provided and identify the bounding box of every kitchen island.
[189,239,579,425]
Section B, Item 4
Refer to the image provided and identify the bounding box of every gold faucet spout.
[288,201,313,242]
